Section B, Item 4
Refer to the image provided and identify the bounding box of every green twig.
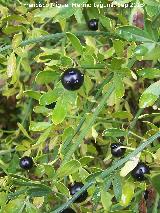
[51,131,160,213]
[130,108,144,129]
[0,31,117,53]
[21,98,33,129]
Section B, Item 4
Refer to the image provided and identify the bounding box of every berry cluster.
[19,19,151,212]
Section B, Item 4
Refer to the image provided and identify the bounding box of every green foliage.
[0,0,160,212]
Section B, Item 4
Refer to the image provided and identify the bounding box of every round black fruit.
[68,182,88,203]
[19,156,34,170]
[61,208,76,213]
[88,19,99,31]
[61,68,84,91]
[131,163,150,181]
[46,102,56,109]
[111,143,126,157]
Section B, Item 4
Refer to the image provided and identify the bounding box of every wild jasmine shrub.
[0,0,160,212]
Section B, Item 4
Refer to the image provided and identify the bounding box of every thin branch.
[130,108,144,129]
[0,31,117,53]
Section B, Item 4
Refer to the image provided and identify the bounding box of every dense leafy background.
[0,0,160,212]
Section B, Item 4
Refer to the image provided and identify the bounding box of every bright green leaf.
[116,26,155,42]
[52,97,67,125]
[137,68,160,79]
[120,182,135,207]
[24,90,41,101]
[103,128,128,137]
[29,122,51,132]
[66,32,83,54]
[57,160,81,178]
[39,88,63,106]
[139,80,160,108]
[35,71,59,85]
[101,190,112,211]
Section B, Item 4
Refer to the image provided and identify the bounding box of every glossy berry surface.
[19,156,33,170]
[61,208,76,213]
[61,68,84,91]
[46,102,56,109]
[111,143,126,157]
[88,19,99,31]
[68,182,88,203]
[131,163,150,181]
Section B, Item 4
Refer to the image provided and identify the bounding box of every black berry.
[68,182,88,203]
[19,156,34,170]
[111,143,126,157]
[61,208,76,213]
[61,68,84,91]
[131,163,150,181]
[46,102,56,109]
[88,19,99,31]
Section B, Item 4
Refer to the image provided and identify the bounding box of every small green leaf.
[32,126,52,148]
[25,202,38,213]
[113,74,125,99]
[24,90,41,101]
[60,56,73,67]
[66,32,83,54]
[116,26,155,42]
[52,98,67,125]
[139,80,160,108]
[144,0,160,7]
[134,45,148,56]
[29,122,51,132]
[12,33,22,49]
[137,68,160,79]
[103,47,115,59]
[17,123,33,140]
[101,190,112,211]
[120,182,135,207]
[113,39,125,57]
[143,44,160,61]
[55,182,70,197]
[4,198,24,213]
[21,58,31,73]
[103,128,128,137]
[120,153,141,177]
[35,71,59,84]
[112,111,133,120]
[0,191,7,207]
[7,52,16,78]
[27,187,52,197]
[3,26,27,35]
[57,160,81,178]
[39,88,63,106]
[2,15,29,24]
[79,156,94,166]
[100,16,112,31]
